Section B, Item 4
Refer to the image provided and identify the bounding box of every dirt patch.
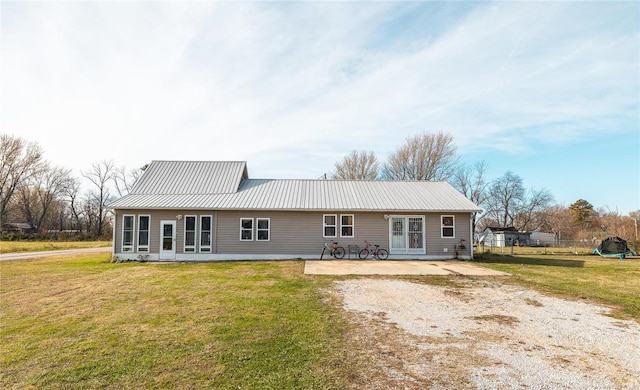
[333,279,640,389]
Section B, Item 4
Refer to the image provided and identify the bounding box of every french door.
[389,216,425,255]
[159,221,176,260]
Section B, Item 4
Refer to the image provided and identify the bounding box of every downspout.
[112,211,117,260]
[213,210,218,255]
[469,213,474,260]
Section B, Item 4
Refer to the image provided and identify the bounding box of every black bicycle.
[321,241,345,259]
[358,241,389,260]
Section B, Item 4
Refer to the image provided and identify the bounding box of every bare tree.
[513,188,554,231]
[113,165,144,197]
[485,171,553,231]
[451,161,489,234]
[63,177,84,232]
[332,150,379,180]
[538,205,574,241]
[17,164,72,232]
[0,134,45,228]
[485,171,525,228]
[382,131,459,181]
[82,160,115,237]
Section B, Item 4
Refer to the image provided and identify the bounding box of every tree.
[17,164,72,232]
[332,150,379,180]
[485,171,524,227]
[82,160,115,237]
[537,205,574,240]
[382,131,458,181]
[451,161,489,234]
[484,171,553,231]
[113,165,144,197]
[63,177,84,232]
[569,199,594,229]
[0,134,44,228]
[513,188,554,231]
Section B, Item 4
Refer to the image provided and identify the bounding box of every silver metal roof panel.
[110,178,481,212]
[130,161,247,195]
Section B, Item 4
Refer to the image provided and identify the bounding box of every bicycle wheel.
[376,249,389,260]
[333,246,345,259]
[358,249,369,259]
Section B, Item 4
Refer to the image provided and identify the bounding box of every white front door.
[389,216,425,255]
[160,221,176,260]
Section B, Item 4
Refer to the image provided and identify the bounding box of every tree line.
[2,132,638,242]
[0,134,141,239]
[331,131,639,242]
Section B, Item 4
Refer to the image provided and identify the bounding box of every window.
[323,214,337,237]
[408,217,423,248]
[122,215,135,252]
[441,215,455,238]
[240,218,253,241]
[340,214,354,237]
[184,215,196,252]
[138,215,150,252]
[256,218,270,241]
[200,216,212,252]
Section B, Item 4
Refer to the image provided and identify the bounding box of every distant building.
[477,227,531,247]
[529,231,557,246]
[2,223,35,233]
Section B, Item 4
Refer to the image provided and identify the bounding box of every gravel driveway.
[334,279,640,389]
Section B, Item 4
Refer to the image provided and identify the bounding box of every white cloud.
[1,1,638,182]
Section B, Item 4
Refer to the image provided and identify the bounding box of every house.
[530,231,557,246]
[108,160,482,261]
[477,227,531,247]
[2,222,35,233]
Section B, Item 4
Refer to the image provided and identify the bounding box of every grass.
[0,255,352,389]
[0,241,111,254]
[476,253,640,320]
[2,250,638,388]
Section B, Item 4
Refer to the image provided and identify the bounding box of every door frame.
[388,215,426,255]
[159,220,177,260]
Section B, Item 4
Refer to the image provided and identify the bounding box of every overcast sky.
[2,1,638,215]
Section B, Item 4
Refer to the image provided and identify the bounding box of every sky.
[1,1,639,215]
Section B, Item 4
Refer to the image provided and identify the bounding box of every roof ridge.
[151,160,247,163]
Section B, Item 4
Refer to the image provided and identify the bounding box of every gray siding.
[424,213,472,257]
[113,209,473,259]
[215,211,389,256]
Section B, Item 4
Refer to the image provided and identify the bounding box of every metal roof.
[130,161,248,195]
[110,161,481,212]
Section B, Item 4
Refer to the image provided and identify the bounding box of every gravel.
[335,279,640,389]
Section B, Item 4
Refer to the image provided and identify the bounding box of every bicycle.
[358,240,389,260]
[321,241,345,259]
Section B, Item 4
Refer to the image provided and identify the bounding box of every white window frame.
[184,215,197,252]
[200,215,212,253]
[256,218,270,241]
[340,214,355,238]
[240,218,254,241]
[323,214,337,238]
[122,214,135,252]
[137,215,150,252]
[441,215,455,238]
[408,217,424,249]
[389,215,426,255]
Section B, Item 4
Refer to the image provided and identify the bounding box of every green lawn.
[476,254,640,320]
[0,255,351,389]
[2,252,638,388]
[0,240,111,254]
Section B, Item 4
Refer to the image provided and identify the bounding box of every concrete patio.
[304,260,510,276]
